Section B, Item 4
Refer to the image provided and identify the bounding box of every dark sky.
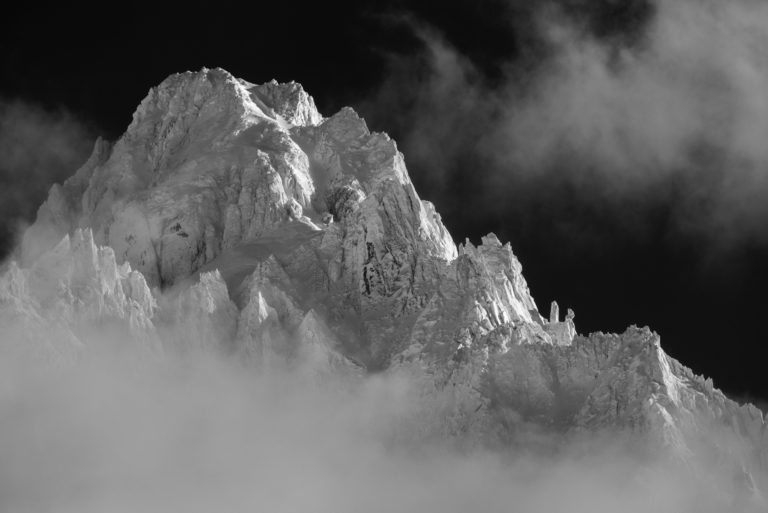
[1,0,767,403]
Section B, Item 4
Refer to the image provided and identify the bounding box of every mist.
[0,99,94,259]
[361,0,768,250]
[0,315,763,513]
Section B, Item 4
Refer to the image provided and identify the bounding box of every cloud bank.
[0,337,762,513]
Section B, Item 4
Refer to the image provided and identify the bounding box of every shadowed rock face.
[7,68,768,492]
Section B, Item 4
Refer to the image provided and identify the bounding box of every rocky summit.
[3,68,766,497]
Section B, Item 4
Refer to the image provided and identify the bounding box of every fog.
[0,321,762,513]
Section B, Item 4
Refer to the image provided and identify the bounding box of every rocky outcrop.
[544,301,576,346]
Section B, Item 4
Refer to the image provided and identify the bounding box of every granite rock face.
[7,68,767,489]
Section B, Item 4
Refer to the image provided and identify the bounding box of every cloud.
[361,0,768,249]
[0,330,762,513]
[495,0,768,186]
[0,99,95,259]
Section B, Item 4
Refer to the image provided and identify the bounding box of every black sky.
[1,0,766,403]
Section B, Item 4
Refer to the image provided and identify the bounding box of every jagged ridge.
[3,67,766,495]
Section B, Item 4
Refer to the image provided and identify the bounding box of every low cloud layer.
[0,99,94,258]
[0,235,763,511]
[362,0,768,249]
[0,338,762,513]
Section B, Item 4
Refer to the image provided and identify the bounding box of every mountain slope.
[6,68,766,495]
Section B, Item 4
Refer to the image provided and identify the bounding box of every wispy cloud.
[362,0,768,250]
[0,99,95,258]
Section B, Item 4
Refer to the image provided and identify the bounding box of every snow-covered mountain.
[3,68,766,496]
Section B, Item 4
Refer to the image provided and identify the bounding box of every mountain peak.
[8,69,768,494]
[247,77,322,126]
